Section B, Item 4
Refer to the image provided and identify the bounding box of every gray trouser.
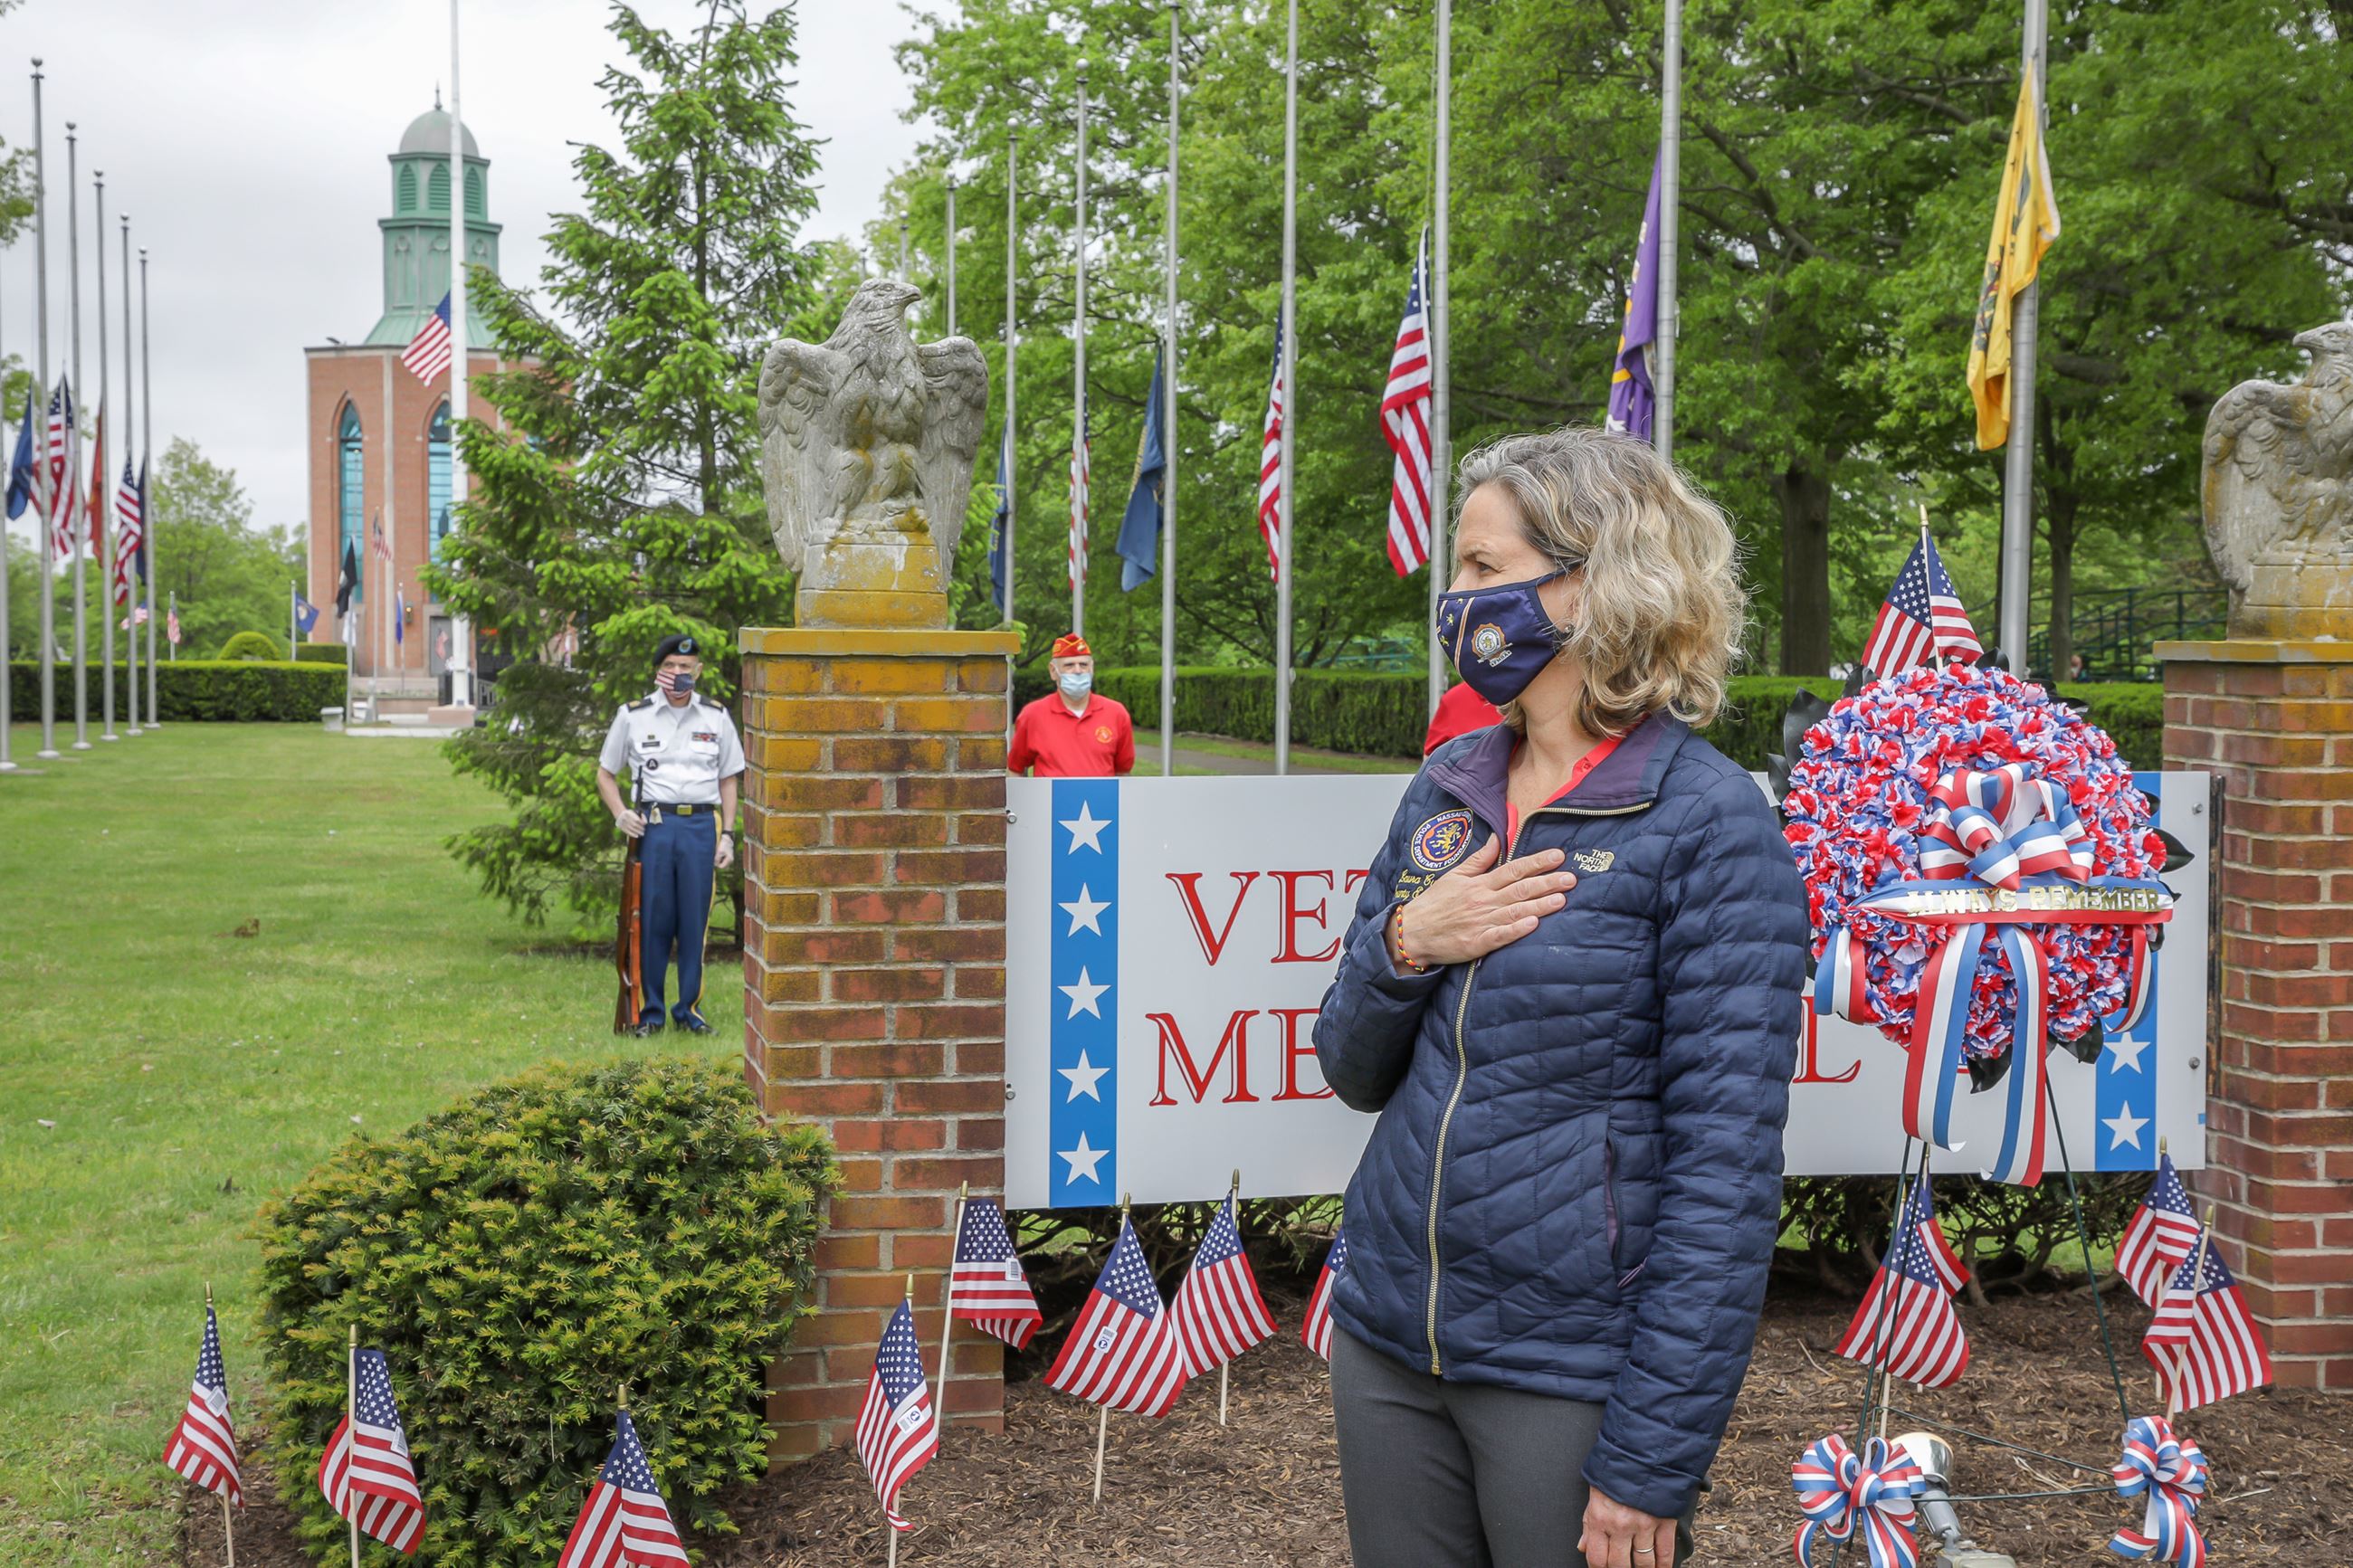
[1330,1329,1697,1568]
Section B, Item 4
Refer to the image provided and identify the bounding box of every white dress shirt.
[598,690,747,806]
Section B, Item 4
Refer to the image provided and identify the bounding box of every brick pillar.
[738,626,1022,1454]
[2157,637,2353,1391]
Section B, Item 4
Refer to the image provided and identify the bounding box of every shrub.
[1781,1169,2142,1298]
[1013,666,2172,772]
[253,1058,836,1567]
[216,630,284,661]
[295,641,351,666]
[8,660,345,721]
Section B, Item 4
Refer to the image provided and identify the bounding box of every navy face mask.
[1434,571,1569,706]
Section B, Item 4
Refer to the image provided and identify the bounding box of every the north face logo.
[1575,849,1615,874]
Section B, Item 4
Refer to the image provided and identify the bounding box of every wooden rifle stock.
[614,832,646,1034]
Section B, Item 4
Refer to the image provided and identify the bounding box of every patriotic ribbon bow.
[1814,765,2168,1188]
[1919,765,2094,889]
[2110,1417,2208,1568]
[1792,1434,1924,1568]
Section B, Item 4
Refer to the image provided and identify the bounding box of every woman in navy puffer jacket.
[1314,427,1809,1568]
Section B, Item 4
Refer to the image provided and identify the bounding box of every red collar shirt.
[1008,691,1136,777]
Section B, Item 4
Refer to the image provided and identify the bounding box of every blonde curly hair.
[1454,425,1748,737]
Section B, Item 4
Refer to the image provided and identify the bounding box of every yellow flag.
[1966,73,2061,451]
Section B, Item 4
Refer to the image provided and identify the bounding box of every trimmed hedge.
[254,1057,836,1568]
[8,660,346,721]
[216,630,285,661]
[1016,666,2172,772]
[294,641,350,666]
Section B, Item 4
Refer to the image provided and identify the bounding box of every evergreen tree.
[424,1,822,932]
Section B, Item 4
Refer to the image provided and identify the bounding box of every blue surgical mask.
[1434,572,1569,706]
[1059,670,1093,699]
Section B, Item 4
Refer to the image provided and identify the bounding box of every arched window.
[464,166,485,219]
[427,401,452,561]
[428,161,450,214]
[396,164,417,213]
[338,404,365,603]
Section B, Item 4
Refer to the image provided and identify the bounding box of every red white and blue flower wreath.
[1777,661,2190,1186]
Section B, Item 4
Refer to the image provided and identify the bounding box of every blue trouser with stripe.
[637,809,717,1026]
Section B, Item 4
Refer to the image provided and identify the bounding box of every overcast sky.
[1,0,930,548]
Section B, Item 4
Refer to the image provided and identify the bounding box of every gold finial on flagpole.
[2158,1135,2167,1157]
[905,1273,915,1301]
[618,1383,629,1412]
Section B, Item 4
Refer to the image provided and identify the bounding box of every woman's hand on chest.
[1391,832,1580,969]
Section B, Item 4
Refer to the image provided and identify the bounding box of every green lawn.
[0,725,736,1564]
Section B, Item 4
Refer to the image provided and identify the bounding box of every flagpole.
[1273,0,1298,777]
[1218,1168,1238,1426]
[1998,0,2046,671]
[1427,0,1452,721]
[32,62,58,759]
[1654,0,1682,464]
[96,167,114,741]
[888,1282,908,1568]
[141,246,157,722]
[934,1182,966,1426]
[347,1325,362,1568]
[291,579,299,667]
[201,1284,234,1568]
[944,175,957,338]
[1003,134,1018,629]
[1160,0,1180,776]
[120,212,138,736]
[1072,60,1089,641]
[1094,1190,1130,1506]
[67,122,88,749]
[448,0,474,712]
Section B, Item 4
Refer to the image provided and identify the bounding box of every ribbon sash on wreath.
[1809,765,2174,1187]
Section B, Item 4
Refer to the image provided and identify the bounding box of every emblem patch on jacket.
[1409,809,1475,873]
[1575,848,1615,874]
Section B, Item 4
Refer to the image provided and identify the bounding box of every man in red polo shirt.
[1008,632,1136,776]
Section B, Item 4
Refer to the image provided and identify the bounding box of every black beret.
[653,633,701,666]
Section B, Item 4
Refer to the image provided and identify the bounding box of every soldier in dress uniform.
[595,633,746,1036]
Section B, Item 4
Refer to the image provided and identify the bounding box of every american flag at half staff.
[1170,1192,1277,1378]
[1380,233,1435,577]
[2117,1151,2202,1310]
[556,1403,690,1568]
[1256,314,1286,583]
[1067,408,1091,593]
[402,291,455,385]
[855,1297,939,1532]
[1861,522,1982,676]
[1044,1213,1187,1419]
[1832,1174,1970,1389]
[949,1195,1043,1349]
[162,1299,242,1506]
[318,1346,427,1555]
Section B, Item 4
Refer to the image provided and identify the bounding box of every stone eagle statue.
[757,279,988,627]
[2201,320,2353,637]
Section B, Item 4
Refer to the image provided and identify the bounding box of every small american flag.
[854,1300,939,1532]
[1067,408,1091,593]
[401,292,454,385]
[2144,1233,2271,1413]
[110,456,144,606]
[1380,233,1435,577]
[1833,1176,1970,1388]
[1171,1193,1276,1377]
[1301,1228,1348,1362]
[1861,527,1982,677]
[555,1409,690,1568]
[162,1304,242,1506]
[43,376,77,562]
[2118,1154,2202,1309]
[1256,318,1284,583]
[1044,1215,1186,1419]
[317,1347,427,1555]
[949,1197,1042,1349]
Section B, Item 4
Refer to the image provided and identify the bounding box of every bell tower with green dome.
[364,93,500,347]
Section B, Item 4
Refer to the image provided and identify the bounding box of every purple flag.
[1605,154,1662,442]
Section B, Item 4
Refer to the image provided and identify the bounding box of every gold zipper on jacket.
[1419,793,1654,1378]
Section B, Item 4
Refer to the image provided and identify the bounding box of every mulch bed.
[181,1289,2344,1566]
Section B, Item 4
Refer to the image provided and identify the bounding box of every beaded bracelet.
[1391,902,1428,974]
